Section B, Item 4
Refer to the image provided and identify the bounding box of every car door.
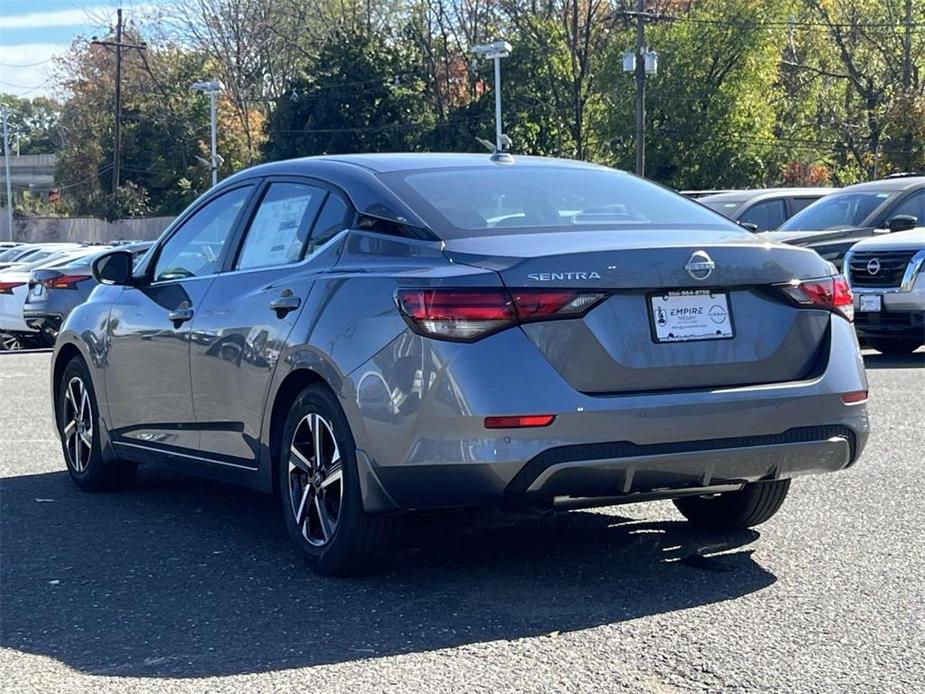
[189,179,352,464]
[104,184,256,451]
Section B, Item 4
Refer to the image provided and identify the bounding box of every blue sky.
[0,2,154,99]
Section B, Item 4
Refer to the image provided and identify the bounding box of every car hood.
[762,228,866,245]
[848,228,925,252]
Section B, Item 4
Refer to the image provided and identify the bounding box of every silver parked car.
[699,188,836,231]
[844,228,925,354]
[52,154,869,574]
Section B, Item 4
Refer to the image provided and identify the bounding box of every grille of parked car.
[847,250,918,288]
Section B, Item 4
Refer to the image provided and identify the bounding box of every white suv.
[845,228,925,354]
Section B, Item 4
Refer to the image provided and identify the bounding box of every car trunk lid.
[443,229,835,393]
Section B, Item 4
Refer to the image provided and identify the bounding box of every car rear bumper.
[346,316,869,512]
[22,310,63,335]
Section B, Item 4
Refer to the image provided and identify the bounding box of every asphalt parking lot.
[1,351,924,693]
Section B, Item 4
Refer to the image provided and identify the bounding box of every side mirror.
[92,250,135,286]
[887,215,917,233]
[739,222,759,233]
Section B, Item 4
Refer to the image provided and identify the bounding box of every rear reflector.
[841,390,868,404]
[396,288,607,341]
[778,275,854,321]
[0,281,25,295]
[484,414,556,429]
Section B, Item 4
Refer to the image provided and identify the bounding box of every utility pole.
[634,0,646,177]
[2,108,12,241]
[902,0,913,171]
[92,9,145,196]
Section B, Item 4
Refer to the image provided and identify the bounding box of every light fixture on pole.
[472,40,512,158]
[191,80,224,186]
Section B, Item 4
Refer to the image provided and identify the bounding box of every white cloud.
[0,8,112,30]
[0,44,68,99]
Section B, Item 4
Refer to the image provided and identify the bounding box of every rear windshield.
[381,166,739,238]
[779,191,893,231]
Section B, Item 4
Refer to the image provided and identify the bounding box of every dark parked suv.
[767,174,925,267]
[51,154,869,574]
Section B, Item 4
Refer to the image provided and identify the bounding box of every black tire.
[673,479,791,530]
[868,338,922,355]
[278,384,394,576]
[57,356,137,491]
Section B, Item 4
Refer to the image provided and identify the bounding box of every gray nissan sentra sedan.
[51,154,869,574]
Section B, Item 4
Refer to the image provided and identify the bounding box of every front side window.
[739,199,787,231]
[381,166,739,238]
[236,183,326,271]
[153,186,252,282]
[887,189,925,225]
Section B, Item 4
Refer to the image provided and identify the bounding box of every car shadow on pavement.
[862,350,925,369]
[1,466,775,679]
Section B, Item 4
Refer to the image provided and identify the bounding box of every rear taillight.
[396,289,515,341]
[777,275,854,321]
[396,288,607,341]
[0,281,25,295]
[42,274,91,290]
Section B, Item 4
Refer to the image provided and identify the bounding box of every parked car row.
[695,176,925,355]
[0,241,152,350]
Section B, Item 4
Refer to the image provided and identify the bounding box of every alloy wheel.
[0,333,21,351]
[288,413,344,547]
[63,376,93,472]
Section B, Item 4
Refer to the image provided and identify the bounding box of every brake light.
[778,275,854,321]
[396,289,515,340]
[0,281,25,295]
[511,290,606,321]
[396,288,607,341]
[484,414,556,428]
[42,274,91,290]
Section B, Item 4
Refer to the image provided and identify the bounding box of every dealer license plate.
[650,290,734,343]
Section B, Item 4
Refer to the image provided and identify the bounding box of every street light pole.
[2,108,12,241]
[191,80,224,186]
[473,41,512,155]
[208,90,218,187]
[634,0,646,177]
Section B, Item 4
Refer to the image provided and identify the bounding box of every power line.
[0,58,54,68]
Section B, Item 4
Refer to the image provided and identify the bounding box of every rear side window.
[789,197,821,215]
[739,199,787,231]
[305,193,350,257]
[236,183,326,270]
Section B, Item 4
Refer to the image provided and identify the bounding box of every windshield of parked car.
[701,199,746,217]
[381,165,740,238]
[779,191,894,231]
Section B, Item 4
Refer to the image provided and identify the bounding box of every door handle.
[270,292,301,318]
[168,307,194,326]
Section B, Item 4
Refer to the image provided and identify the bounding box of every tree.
[54,33,256,217]
[0,94,61,154]
[263,29,434,159]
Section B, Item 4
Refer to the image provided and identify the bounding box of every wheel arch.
[267,368,328,497]
[51,342,84,429]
